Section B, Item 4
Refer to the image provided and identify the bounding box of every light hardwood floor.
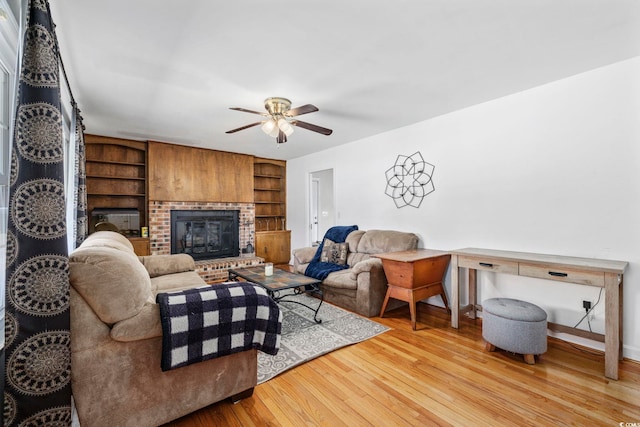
[164,303,640,426]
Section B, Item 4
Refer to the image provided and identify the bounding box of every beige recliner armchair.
[293,229,419,317]
[69,231,257,427]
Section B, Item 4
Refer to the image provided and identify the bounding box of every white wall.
[287,57,640,361]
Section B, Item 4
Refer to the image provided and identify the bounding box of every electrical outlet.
[582,300,595,321]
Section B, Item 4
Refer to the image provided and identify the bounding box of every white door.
[310,178,319,245]
[309,169,335,246]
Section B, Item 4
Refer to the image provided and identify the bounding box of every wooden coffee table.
[228,266,324,323]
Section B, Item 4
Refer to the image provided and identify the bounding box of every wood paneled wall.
[148,141,254,202]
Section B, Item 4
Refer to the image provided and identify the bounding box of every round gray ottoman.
[482,298,547,365]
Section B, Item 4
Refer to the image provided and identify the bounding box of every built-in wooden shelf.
[88,160,146,166]
[88,175,146,181]
[85,134,148,234]
[87,192,146,197]
[254,173,283,178]
[253,157,289,263]
[253,157,286,232]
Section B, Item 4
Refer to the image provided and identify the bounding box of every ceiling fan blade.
[277,129,287,144]
[225,121,263,134]
[291,120,333,135]
[229,107,267,115]
[286,104,318,117]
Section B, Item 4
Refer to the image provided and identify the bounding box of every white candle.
[265,263,274,276]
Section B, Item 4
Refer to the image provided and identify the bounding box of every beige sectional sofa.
[292,229,419,317]
[69,231,257,427]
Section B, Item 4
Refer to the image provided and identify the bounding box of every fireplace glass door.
[171,210,239,260]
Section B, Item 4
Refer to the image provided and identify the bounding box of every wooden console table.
[450,247,627,380]
[375,249,451,330]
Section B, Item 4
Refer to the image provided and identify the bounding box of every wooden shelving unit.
[253,157,286,232]
[85,135,149,253]
[253,157,290,263]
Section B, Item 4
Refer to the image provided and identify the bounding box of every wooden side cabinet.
[375,249,451,330]
[255,230,291,264]
[128,237,150,256]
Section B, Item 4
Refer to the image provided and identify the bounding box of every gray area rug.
[258,293,390,384]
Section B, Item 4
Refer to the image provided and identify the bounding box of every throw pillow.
[320,238,348,265]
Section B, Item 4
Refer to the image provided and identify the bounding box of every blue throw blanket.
[305,225,358,280]
[156,282,282,371]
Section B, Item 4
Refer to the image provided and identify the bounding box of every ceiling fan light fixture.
[227,97,332,141]
[268,126,280,137]
[277,118,294,137]
[261,118,278,136]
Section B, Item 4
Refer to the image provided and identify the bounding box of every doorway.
[310,178,319,244]
[309,169,335,246]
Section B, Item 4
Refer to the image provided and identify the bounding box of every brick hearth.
[149,201,263,283]
[194,256,263,284]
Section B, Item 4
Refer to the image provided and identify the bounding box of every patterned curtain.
[72,104,87,247]
[4,0,72,425]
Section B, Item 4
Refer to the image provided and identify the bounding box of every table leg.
[301,285,324,324]
[604,272,621,380]
[379,288,392,318]
[276,285,324,323]
[439,283,451,314]
[468,269,477,319]
[409,292,418,331]
[619,276,624,361]
[451,254,459,328]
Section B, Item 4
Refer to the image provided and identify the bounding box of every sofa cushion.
[151,271,208,295]
[139,254,196,278]
[356,229,418,254]
[347,252,370,267]
[293,246,317,266]
[110,303,162,342]
[345,230,366,253]
[349,258,383,279]
[322,269,357,290]
[320,238,348,265]
[69,246,153,324]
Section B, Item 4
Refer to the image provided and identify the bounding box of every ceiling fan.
[226,97,333,144]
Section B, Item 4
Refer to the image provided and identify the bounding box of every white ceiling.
[49,0,640,160]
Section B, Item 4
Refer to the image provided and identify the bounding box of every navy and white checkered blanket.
[156,282,282,371]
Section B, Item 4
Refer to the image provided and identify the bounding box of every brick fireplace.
[148,201,263,283]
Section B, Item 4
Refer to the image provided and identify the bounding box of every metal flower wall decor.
[384,151,435,208]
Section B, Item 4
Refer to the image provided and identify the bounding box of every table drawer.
[458,256,518,274]
[519,263,604,287]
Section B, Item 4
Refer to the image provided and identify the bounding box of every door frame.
[308,168,335,247]
[309,177,320,245]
